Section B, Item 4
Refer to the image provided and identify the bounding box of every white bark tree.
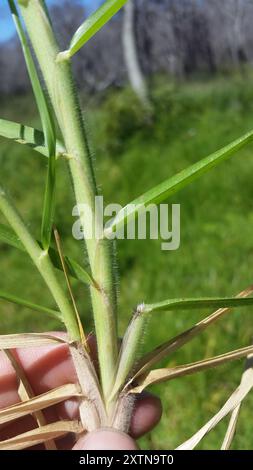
[122,0,149,106]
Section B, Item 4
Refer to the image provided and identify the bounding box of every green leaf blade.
[66,0,128,58]
[106,129,253,235]
[8,0,56,154]
[0,290,60,319]
[0,222,93,286]
[0,222,24,252]
[41,152,56,250]
[0,118,65,158]
[111,292,253,398]
[130,285,253,382]
[144,296,253,314]
[8,0,57,250]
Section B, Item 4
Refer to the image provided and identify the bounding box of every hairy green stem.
[0,187,80,340]
[18,0,118,401]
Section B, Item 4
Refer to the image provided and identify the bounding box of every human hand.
[0,333,162,450]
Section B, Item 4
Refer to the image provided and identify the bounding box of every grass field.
[1,73,253,449]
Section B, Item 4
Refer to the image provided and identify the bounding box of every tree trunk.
[122,0,149,106]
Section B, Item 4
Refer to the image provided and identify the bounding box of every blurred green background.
[1,72,253,448]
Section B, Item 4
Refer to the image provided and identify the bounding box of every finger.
[130,392,162,439]
[0,344,74,406]
[0,391,162,444]
[60,392,162,442]
[0,332,78,408]
[57,391,162,438]
[0,413,76,450]
[0,334,162,442]
[0,333,99,406]
[0,405,58,441]
[73,428,138,450]
[0,334,162,429]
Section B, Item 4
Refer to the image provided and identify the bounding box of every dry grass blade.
[54,228,88,350]
[4,350,57,450]
[69,343,106,431]
[131,285,253,383]
[0,420,83,450]
[221,406,241,450]
[221,353,253,449]
[0,332,69,349]
[128,345,253,394]
[0,383,81,425]
[176,356,253,450]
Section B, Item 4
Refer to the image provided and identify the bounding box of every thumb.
[72,428,138,450]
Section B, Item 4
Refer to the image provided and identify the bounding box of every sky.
[0,0,101,42]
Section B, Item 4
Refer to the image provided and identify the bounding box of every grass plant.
[1,0,253,449]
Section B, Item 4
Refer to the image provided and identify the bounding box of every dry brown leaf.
[221,405,241,450]
[4,350,57,450]
[0,383,81,425]
[69,343,106,431]
[130,285,253,384]
[176,364,253,449]
[0,332,69,349]
[0,420,83,450]
[128,344,253,394]
[221,353,253,450]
